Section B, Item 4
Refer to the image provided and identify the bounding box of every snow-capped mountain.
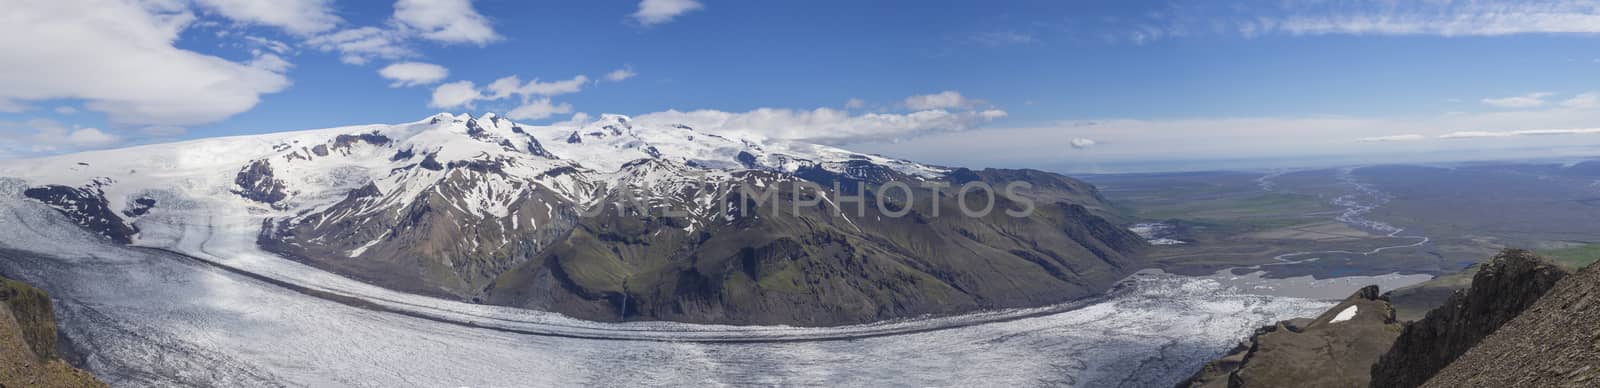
[1,113,1146,325]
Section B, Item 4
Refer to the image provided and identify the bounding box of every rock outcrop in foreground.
[1370,249,1570,388]
[0,276,104,387]
[1417,253,1600,387]
[1181,249,1580,388]
[1181,286,1403,388]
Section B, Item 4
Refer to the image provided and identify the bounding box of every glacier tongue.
[0,178,1329,386]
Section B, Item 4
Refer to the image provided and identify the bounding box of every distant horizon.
[11,109,1600,176]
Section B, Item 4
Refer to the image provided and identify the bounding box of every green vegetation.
[0,277,59,360]
[1535,244,1600,269]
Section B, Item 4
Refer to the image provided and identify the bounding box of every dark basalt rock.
[736,151,760,169]
[333,132,391,148]
[121,197,156,217]
[23,184,138,244]
[526,139,555,158]
[447,159,506,174]
[346,183,383,200]
[566,131,582,144]
[539,166,580,179]
[1369,249,1569,388]
[943,168,983,185]
[465,119,488,138]
[644,146,662,159]
[391,147,415,161]
[1417,256,1600,387]
[419,153,444,171]
[233,159,289,204]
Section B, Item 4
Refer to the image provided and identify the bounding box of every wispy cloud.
[1268,1,1600,37]
[1482,92,1553,108]
[604,66,637,82]
[632,0,703,26]
[1114,1,1600,45]
[1357,134,1426,142]
[1441,128,1600,139]
[1562,92,1600,109]
[904,91,974,110]
[971,31,1036,47]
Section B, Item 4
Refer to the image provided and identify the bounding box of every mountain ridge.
[3,113,1147,326]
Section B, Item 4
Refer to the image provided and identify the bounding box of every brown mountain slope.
[1370,249,1569,388]
[0,277,104,388]
[484,169,1148,325]
[1181,286,1403,388]
[1418,257,1600,387]
[1179,249,1571,388]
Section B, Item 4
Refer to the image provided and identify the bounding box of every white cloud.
[1441,128,1600,139]
[632,0,704,26]
[1357,134,1426,142]
[1562,92,1600,109]
[1482,92,1553,108]
[0,0,290,126]
[979,109,1008,120]
[306,26,413,65]
[379,62,450,87]
[64,127,119,146]
[506,98,573,120]
[485,75,589,99]
[633,106,1008,144]
[605,67,638,82]
[430,81,481,108]
[1069,138,1097,149]
[430,73,596,119]
[248,53,293,73]
[555,112,593,127]
[394,0,499,45]
[13,119,120,151]
[54,106,77,115]
[242,35,292,54]
[194,0,341,36]
[1224,1,1600,38]
[904,91,972,110]
[845,98,867,109]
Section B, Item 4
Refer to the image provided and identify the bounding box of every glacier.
[0,177,1335,387]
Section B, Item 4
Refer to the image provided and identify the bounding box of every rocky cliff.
[1417,253,1600,387]
[1370,249,1569,388]
[1181,249,1575,388]
[0,276,104,387]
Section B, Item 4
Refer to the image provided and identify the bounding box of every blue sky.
[4,0,1600,172]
